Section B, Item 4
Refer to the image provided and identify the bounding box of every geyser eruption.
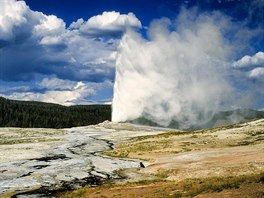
[112,11,242,129]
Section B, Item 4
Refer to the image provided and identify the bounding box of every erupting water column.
[112,13,233,129]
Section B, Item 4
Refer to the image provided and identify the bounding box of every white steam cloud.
[112,10,237,129]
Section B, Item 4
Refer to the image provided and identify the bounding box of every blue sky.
[0,0,263,107]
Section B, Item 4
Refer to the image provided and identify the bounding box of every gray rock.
[0,124,155,196]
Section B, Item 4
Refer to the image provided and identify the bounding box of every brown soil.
[195,183,264,198]
[60,178,264,198]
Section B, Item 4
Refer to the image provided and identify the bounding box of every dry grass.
[104,119,264,160]
[0,128,65,144]
[58,172,264,198]
[56,120,264,197]
[0,138,61,145]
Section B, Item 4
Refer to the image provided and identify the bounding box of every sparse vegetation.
[58,172,264,198]
[0,138,61,145]
[104,119,264,160]
[174,172,264,197]
[104,139,175,159]
[1,115,263,197]
[0,128,66,144]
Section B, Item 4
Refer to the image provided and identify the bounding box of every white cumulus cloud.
[0,0,28,41]
[69,18,85,29]
[38,77,76,90]
[34,15,66,37]
[2,77,113,105]
[233,51,264,68]
[0,0,141,83]
[5,78,95,106]
[70,11,142,37]
[249,67,264,78]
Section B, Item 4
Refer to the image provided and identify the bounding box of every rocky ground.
[0,122,167,197]
[62,119,264,198]
[106,119,264,182]
[1,119,264,198]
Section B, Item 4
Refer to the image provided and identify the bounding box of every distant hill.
[204,109,264,128]
[131,109,264,130]
[0,97,111,128]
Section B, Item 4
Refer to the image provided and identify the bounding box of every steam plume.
[112,10,258,129]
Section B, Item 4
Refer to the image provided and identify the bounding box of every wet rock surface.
[0,123,165,197]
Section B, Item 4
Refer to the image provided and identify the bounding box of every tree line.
[0,97,111,128]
